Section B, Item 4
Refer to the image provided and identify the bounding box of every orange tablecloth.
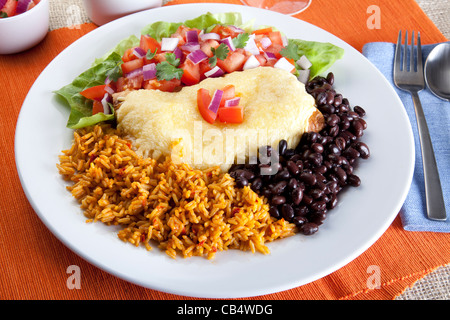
[1,0,449,300]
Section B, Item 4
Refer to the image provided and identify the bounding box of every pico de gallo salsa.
[56,12,344,129]
[0,0,40,18]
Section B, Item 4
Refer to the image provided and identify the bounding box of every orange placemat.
[1,0,449,300]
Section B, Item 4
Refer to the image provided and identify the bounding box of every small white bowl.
[0,0,49,55]
[83,0,163,26]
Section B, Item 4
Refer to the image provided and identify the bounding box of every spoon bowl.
[424,43,450,101]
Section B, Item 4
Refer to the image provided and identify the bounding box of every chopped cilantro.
[0,12,8,18]
[156,61,183,81]
[280,42,300,61]
[164,52,180,67]
[232,33,250,49]
[105,64,122,82]
[209,43,230,67]
[146,49,157,60]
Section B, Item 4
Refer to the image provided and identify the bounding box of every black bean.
[281,204,295,220]
[288,178,300,190]
[347,174,361,187]
[326,72,334,85]
[278,140,287,156]
[291,188,303,205]
[310,201,326,211]
[299,172,317,186]
[301,223,319,235]
[271,195,286,205]
[250,177,263,191]
[353,141,370,159]
[334,167,347,183]
[292,216,308,228]
[286,160,300,176]
[302,194,313,205]
[354,106,366,117]
[327,194,338,209]
[236,177,248,188]
[275,168,290,181]
[310,188,324,199]
[326,114,340,127]
[311,143,324,154]
[269,206,281,218]
[272,180,288,195]
[342,147,360,159]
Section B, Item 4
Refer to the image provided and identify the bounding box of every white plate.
[14,4,414,298]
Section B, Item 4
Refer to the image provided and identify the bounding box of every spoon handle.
[411,91,447,221]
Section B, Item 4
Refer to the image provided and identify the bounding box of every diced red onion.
[259,37,272,49]
[161,37,179,51]
[243,55,260,70]
[187,49,208,65]
[297,69,310,84]
[173,47,183,60]
[274,57,295,73]
[200,33,221,41]
[208,90,224,114]
[0,0,7,9]
[105,85,115,95]
[224,97,240,107]
[104,76,112,85]
[125,67,143,79]
[204,66,224,78]
[264,51,277,60]
[296,55,312,70]
[16,0,32,14]
[180,43,201,52]
[243,38,260,55]
[228,25,245,34]
[186,30,199,44]
[132,47,146,59]
[143,63,156,80]
[220,37,235,51]
[101,93,112,115]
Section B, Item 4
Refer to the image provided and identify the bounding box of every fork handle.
[411,91,447,221]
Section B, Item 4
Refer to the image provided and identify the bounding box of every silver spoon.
[420,43,449,221]
[425,42,450,101]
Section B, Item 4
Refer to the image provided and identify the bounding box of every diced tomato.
[80,85,107,100]
[199,60,213,80]
[172,25,201,44]
[115,77,128,92]
[217,50,247,73]
[218,106,244,124]
[122,47,139,62]
[121,58,144,75]
[92,100,104,115]
[219,85,236,107]
[1,0,18,17]
[127,75,144,89]
[264,44,284,59]
[180,60,200,86]
[200,39,220,58]
[140,35,161,54]
[252,27,273,35]
[210,25,242,39]
[254,54,268,66]
[268,31,284,46]
[197,88,216,124]
[143,79,181,92]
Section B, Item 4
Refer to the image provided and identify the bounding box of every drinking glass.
[240,0,312,15]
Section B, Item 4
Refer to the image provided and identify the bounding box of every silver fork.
[394,30,446,221]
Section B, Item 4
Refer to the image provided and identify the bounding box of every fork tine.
[394,30,402,72]
[410,31,415,72]
[417,31,423,73]
[403,30,408,71]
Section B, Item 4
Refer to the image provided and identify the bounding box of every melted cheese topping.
[116,67,318,170]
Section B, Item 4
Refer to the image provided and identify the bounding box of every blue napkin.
[362,41,450,232]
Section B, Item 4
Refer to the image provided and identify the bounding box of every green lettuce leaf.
[286,39,344,79]
[55,35,139,129]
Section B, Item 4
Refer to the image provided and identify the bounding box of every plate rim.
[14,3,415,298]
